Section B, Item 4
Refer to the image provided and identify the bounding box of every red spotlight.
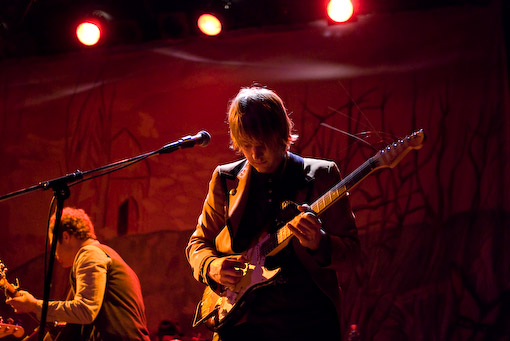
[76,21,101,46]
[75,10,112,47]
[197,13,222,36]
[327,0,354,23]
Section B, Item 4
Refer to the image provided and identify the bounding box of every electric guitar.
[1,260,85,341]
[0,260,20,300]
[0,261,25,338]
[192,129,425,331]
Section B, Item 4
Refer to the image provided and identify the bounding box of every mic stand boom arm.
[0,130,209,202]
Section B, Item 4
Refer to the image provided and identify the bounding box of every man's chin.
[253,162,276,174]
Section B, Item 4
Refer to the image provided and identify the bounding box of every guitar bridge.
[192,300,220,328]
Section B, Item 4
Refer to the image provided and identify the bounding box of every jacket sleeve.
[36,245,110,324]
[185,166,228,285]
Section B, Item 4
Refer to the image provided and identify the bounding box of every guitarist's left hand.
[286,204,324,251]
[6,290,39,314]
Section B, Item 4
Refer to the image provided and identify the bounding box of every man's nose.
[252,146,264,159]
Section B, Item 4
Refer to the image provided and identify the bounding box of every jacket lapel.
[220,160,251,240]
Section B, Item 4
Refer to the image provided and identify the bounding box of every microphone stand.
[0,135,207,340]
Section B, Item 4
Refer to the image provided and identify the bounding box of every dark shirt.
[221,163,341,341]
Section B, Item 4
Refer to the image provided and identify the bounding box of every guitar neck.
[1,279,19,298]
[263,129,425,258]
[270,157,379,252]
[311,156,378,215]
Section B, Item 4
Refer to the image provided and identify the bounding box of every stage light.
[76,22,101,46]
[327,0,354,23]
[197,13,222,36]
[74,10,113,47]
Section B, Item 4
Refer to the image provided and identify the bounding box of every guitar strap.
[218,168,232,231]
[286,153,314,204]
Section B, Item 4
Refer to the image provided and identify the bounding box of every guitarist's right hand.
[208,255,247,290]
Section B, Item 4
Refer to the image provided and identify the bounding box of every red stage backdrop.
[1,1,509,339]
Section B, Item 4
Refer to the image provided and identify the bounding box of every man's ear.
[61,230,70,242]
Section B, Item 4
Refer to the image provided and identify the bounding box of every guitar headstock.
[374,129,425,169]
[0,260,19,298]
[0,260,7,289]
[0,321,25,338]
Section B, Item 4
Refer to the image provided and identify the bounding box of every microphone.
[158,130,211,154]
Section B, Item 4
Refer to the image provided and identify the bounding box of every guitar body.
[193,234,281,331]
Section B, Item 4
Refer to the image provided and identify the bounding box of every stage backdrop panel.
[1,1,509,339]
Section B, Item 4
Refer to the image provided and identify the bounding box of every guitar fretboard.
[262,156,379,257]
